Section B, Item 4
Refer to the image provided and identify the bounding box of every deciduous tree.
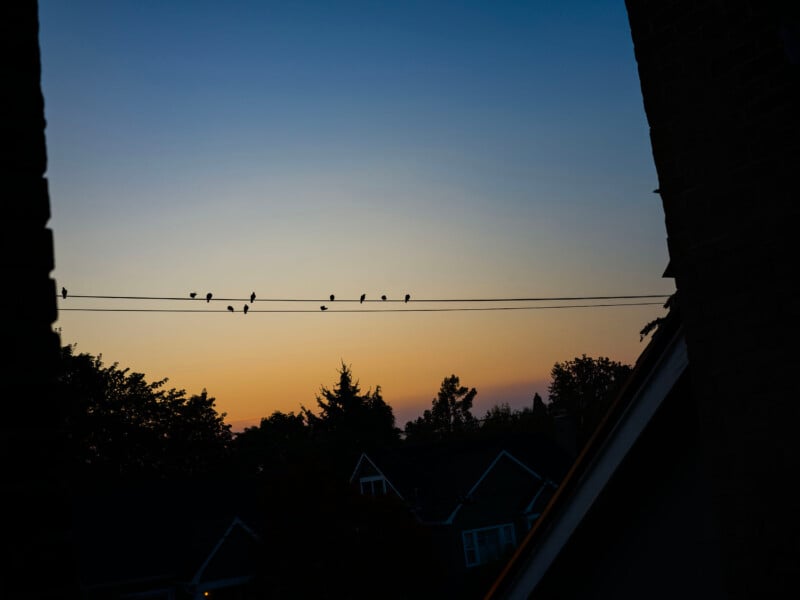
[233,410,309,474]
[547,355,631,444]
[58,345,232,480]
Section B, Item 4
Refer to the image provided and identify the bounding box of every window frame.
[359,475,387,496]
[462,523,516,567]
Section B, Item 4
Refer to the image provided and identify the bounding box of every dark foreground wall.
[626,1,799,596]
[1,2,76,596]
[534,372,726,599]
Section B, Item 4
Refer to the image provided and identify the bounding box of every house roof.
[352,432,573,524]
[485,306,686,599]
[71,477,264,593]
[191,516,262,589]
[444,449,558,525]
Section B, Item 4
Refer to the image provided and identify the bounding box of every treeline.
[58,344,232,482]
[57,345,631,483]
[58,345,632,598]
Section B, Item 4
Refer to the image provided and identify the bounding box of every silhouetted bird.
[243,304,249,314]
[320,305,328,311]
[381,295,387,301]
[190,292,197,299]
[227,306,234,312]
[61,287,67,300]
[250,292,256,303]
[360,293,366,304]
[330,294,335,301]
[405,294,411,303]
[206,293,212,303]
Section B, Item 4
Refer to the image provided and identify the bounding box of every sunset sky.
[38,0,674,431]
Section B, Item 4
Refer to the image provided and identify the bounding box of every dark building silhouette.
[72,480,265,599]
[628,1,799,596]
[487,2,799,598]
[350,434,572,599]
[2,1,77,597]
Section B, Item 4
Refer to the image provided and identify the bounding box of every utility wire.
[56,293,671,303]
[58,301,666,313]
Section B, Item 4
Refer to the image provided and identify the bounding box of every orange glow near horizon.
[41,0,674,433]
[55,300,667,432]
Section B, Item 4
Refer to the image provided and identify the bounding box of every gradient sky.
[38,0,675,431]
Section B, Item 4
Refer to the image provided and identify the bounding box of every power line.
[56,293,671,303]
[58,301,666,313]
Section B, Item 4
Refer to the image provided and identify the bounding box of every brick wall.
[626,1,799,596]
[1,1,77,595]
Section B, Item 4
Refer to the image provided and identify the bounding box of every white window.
[359,475,387,496]
[462,523,516,567]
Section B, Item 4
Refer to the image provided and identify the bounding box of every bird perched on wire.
[61,287,67,299]
[405,294,411,303]
[250,292,256,303]
[243,304,249,314]
[190,292,197,299]
[360,293,366,304]
[381,295,387,301]
[206,293,213,303]
[227,306,234,312]
[330,294,335,302]
[320,305,328,311]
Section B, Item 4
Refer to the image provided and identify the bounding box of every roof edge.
[486,313,686,599]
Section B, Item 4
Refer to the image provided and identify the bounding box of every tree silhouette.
[58,344,232,481]
[532,391,547,417]
[405,375,478,441]
[481,402,517,432]
[547,354,631,445]
[479,393,553,437]
[303,362,399,453]
[233,410,310,475]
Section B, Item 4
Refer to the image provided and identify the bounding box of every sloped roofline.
[444,450,553,525]
[190,516,262,586]
[349,452,405,501]
[523,478,558,515]
[486,319,687,599]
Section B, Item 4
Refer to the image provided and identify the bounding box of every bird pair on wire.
[188,292,214,302]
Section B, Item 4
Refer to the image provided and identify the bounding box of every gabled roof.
[349,453,406,499]
[72,477,264,593]
[443,450,557,525]
[190,516,263,589]
[486,308,687,599]
[352,433,572,524]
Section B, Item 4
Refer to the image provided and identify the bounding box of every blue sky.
[39,0,674,430]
